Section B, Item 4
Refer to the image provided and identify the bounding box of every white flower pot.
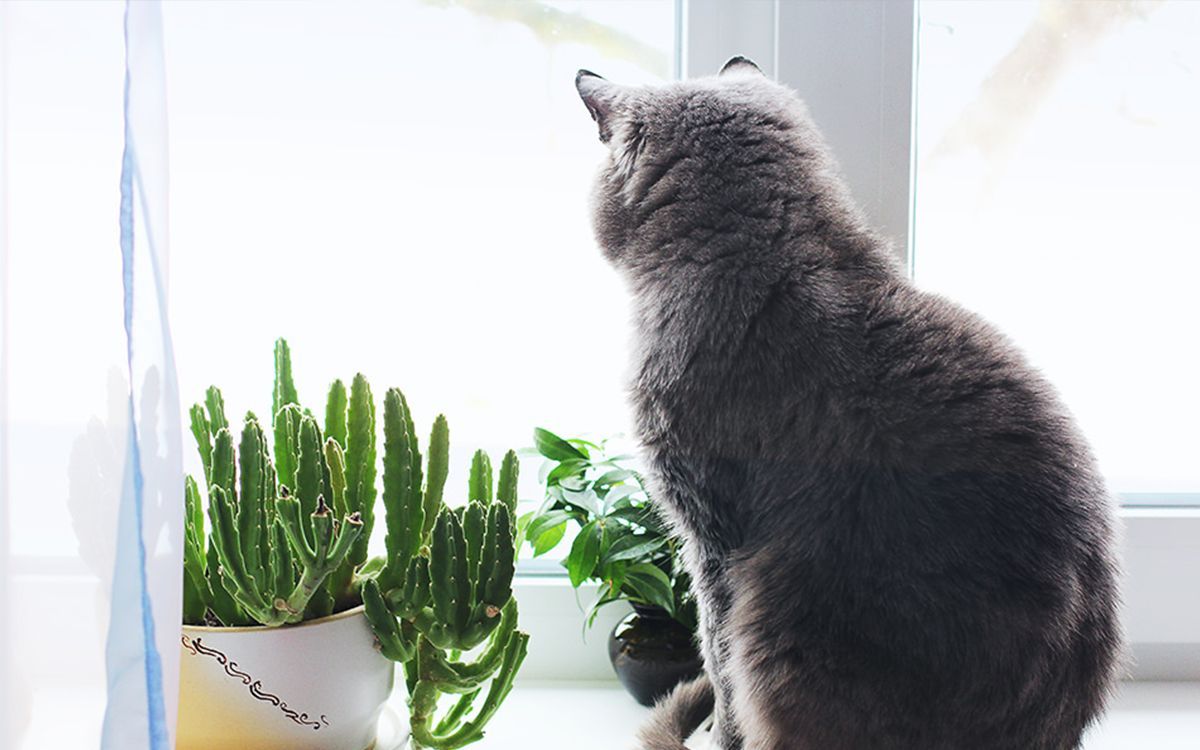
[177,606,401,750]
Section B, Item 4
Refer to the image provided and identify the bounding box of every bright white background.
[164,0,674,526]
[915,0,1200,499]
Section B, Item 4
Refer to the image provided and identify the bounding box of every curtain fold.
[1,1,182,747]
[101,5,181,749]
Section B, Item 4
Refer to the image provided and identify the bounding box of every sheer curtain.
[3,0,676,744]
[1,2,182,748]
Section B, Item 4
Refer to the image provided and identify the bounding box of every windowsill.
[11,509,1200,748]
[17,680,1200,749]
[417,680,1199,749]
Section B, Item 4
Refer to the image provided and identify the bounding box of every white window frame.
[518,0,1200,683]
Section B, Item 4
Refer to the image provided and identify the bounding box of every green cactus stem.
[237,418,271,594]
[382,388,424,585]
[272,337,298,424]
[468,450,492,504]
[275,493,363,621]
[363,578,417,662]
[325,378,348,449]
[211,479,363,626]
[422,415,449,538]
[189,405,213,486]
[205,386,229,435]
[496,450,519,515]
[182,476,209,624]
[273,403,303,494]
[408,613,530,749]
[325,437,360,608]
[359,399,529,749]
[189,405,363,627]
[345,373,377,566]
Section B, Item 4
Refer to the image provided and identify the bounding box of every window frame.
[520,0,1200,683]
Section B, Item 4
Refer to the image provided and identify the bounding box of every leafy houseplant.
[523,427,700,705]
[179,339,527,750]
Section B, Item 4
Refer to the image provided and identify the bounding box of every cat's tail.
[637,673,715,750]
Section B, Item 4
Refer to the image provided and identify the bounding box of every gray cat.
[575,57,1123,750]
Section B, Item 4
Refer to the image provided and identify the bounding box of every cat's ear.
[719,55,764,78]
[576,69,624,144]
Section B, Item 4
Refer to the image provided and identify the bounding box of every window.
[767,0,1200,680]
[4,1,678,560]
[163,0,678,520]
[3,1,1198,705]
[914,0,1200,504]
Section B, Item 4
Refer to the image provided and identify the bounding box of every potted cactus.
[360,393,529,749]
[178,339,527,750]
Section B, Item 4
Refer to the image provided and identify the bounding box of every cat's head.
[575,57,844,273]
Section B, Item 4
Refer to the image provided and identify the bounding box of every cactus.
[365,405,527,749]
[190,409,364,626]
[344,373,378,563]
[182,340,365,626]
[182,339,528,747]
[325,378,348,448]
[272,337,298,424]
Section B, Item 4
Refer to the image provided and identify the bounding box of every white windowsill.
[9,507,1199,748]
[429,680,1197,749]
[19,680,1200,749]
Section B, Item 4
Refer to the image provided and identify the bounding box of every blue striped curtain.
[0,1,182,747]
[100,3,182,749]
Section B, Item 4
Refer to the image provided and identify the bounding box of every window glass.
[162,0,677,533]
[915,0,1200,500]
[4,0,676,559]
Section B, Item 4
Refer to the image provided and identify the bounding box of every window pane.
[914,0,1200,498]
[162,0,676,524]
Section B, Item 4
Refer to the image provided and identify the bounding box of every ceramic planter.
[608,603,703,706]
[177,606,400,750]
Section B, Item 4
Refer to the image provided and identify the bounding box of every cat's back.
[856,278,1103,495]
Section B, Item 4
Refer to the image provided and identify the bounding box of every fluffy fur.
[576,59,1123,750]
[637,674,716,750]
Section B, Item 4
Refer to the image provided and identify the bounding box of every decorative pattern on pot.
[177,606,399,750]
[181,634,330,731]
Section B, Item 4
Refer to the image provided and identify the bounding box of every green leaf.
[533,428,588,462]
[598,559,627,598]
[584,592,623,631]
[567,437,602,453]
[545,458,589,485]
[600,483,640,513]
[594,469,634,488]
[531,522,567,557]
[559,487,601,517]
[602,534,667,565]
[608,505,667,535]
[526,510,572,543]
[515,510,535,550]
[623,562,675,614]
[566,520,602,587]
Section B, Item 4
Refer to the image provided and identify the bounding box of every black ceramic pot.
[608,604,703,707]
